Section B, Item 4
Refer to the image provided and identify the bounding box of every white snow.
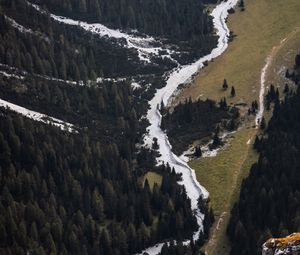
[26,1,178,64]
[5,15,34,35]
[0,98,76,133]
[96,77,126,83]
[0,63,86,86]
[179,131,235,162]
[256,55,272,126]
[179,146,195,162]
[255,36,290,126]
[131,82,142,90]
[4,15,50,42]
[139,0,239,254]
[0,70,25,80]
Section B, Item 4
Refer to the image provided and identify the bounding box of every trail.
[202,132,252,255]
[203,27,300,255]
[256,27,300,126]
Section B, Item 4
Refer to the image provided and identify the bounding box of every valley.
[0,0,300,254]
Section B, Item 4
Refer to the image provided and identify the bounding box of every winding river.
[141,0,239,254]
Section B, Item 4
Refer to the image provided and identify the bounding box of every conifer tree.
[283,84,289,94]
[222,79,228,90]
[194,146,202,157]
[231,86,236,97]
[239,0,245,11]
[79,0,87,13]
[260,116,266,129]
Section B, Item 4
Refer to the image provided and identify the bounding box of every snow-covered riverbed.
[141,0,239,254]
[0,98,76,133]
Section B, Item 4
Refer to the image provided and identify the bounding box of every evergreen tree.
[239,0,245,11]
[222,79,228,90]
[228,58,300,254]
[231,86,236,97]
[260,116,266,129]
[194,146,202,157]
[283,84,289,94]
[79,0,87,13]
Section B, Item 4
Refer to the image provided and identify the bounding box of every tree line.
[161,98,239,155]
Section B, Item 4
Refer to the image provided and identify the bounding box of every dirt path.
[204,212,228,254]
[202,128,253,255]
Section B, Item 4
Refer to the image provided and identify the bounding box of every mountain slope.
[0,0,220,254]
[227,56,300,255]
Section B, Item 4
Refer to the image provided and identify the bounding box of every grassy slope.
[179,0,300,105]
[266,29,300,92]
[197,129,258,255]
[189,128,257,216]
[179,0,300,254]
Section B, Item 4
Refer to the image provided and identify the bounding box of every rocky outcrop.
[262,233,300,255]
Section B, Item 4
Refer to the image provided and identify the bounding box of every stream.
[141,0,239,254]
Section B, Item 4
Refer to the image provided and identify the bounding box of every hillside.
[169,1,300,254]
[30,0,216,44]
[3,0,300,254]
[227,55,300,255]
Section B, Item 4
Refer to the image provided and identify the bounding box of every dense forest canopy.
[0,0,148,81]
[0,104,202,254]
[161,98,239,155]
[0,0,224,253]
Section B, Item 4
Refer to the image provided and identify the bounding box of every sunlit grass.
[142,171,163,191]
[189,127,257,215]
[179,0,300,106]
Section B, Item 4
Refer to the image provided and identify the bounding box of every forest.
[0,0,227,254]
[0,0,152,81]
[161,98,239,155]
[227,53,300,255]
[0,104,207,254]
[0,0,189,88]
[29,0,216,45]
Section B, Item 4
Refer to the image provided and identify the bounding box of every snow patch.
[0,98,76,133]
[256,55,272,126]
[4,15,50,42]
[0,70,25,80]
[96,77,126,83]
[131,82,141,90]
[26,1,178,64]
[0,63,86,86]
